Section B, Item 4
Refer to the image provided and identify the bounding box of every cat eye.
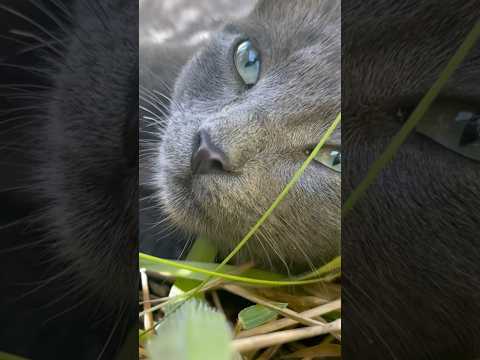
[234,40,261,87]
[412,101,480,161]
[307,148,342,172]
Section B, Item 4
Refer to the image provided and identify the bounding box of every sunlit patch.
[148,29,175,44]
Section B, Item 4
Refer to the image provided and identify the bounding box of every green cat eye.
[234,40,261,86]
[415,101,480,161]
[309,148,341,172]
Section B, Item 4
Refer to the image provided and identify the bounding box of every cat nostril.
[191,130,229,175]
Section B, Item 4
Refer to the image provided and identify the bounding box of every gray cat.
[141,0,480,359]
[142,0,341,274]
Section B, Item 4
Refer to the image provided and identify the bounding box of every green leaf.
[147,299,233,360]
[171,236,217,297]
[238,302,288,330]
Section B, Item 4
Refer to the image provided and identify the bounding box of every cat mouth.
[161,165,243,232]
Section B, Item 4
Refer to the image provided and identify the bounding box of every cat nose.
[191,130,230,175]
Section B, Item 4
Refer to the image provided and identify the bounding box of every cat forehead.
[225,0,340,50]
[253,0,340,26]
[219,1,340,70]
[171,0,340,122]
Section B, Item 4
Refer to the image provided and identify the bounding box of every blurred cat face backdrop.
[342,1,480,359]
[0,1,137,358]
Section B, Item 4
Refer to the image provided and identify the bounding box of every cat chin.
[157,166,339,273]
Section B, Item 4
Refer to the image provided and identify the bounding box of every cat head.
[155,0,341,273]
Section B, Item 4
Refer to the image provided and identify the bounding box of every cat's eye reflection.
[414,101,480,161]
[316,149,342,172]
[308,148,342,172]
[234,40,261,86]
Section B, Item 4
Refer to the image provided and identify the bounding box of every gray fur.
[150,0,341,273]
[342,0,480,359]
[141,0,480,358]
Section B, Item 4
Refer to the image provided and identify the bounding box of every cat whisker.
[6,266,72,304]
[139,95,169,119]
[277,213,317,273]
[253,229,275,271]
[96,303,127,360]
[257,225,292,276]
[0,34,30,46]
[10,30,64,57]
[26,0,71,35]
[0,5,65,48]
[140,87,170,109]
[177,235,194,260]
[37,278,91,309]
[16,38,65,56]
[139,105,165,122]
[42,291,95,326]
[45,0,73,21]
[140,66,174,92]
[152,89,185,114]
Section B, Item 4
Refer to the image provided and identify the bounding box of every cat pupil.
[246,50,258,66]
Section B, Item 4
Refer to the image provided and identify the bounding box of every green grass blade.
[140,253,334,286]
[140,256,284,282]
[297,256,341,280]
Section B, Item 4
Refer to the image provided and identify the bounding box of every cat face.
[155,0,341,272]
[37,0,138,304]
